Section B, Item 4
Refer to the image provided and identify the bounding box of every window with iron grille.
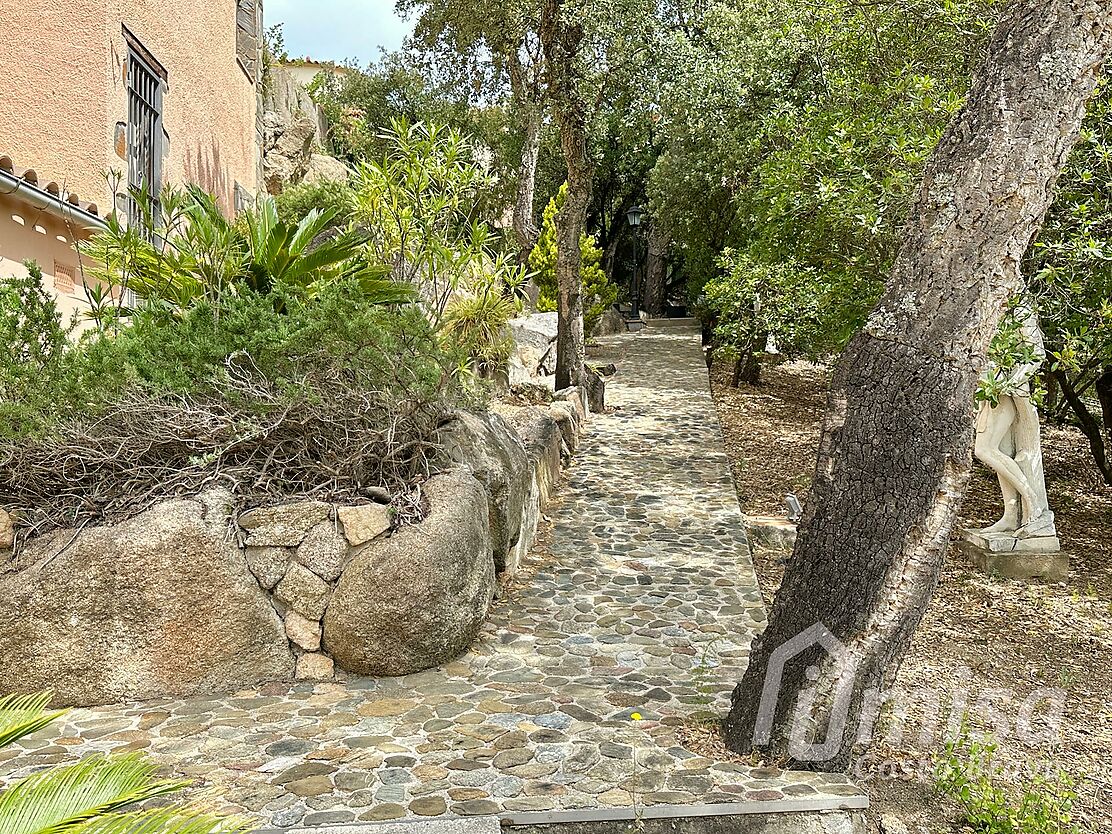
[125,32,164,229]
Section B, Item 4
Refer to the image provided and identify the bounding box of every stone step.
[645,317,700,331]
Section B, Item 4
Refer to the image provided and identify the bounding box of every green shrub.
[2,280,463,532]
[275,178,354,228]
[72,279,455,407]
[441,283,519,376]
[700,249,830,381]
[935,730,1080,834]
[529,183,618,335]
[0,262,78,439]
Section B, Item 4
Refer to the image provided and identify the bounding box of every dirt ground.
[708,358,1112,832]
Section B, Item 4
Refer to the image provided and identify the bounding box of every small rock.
[240,501,331,547]
[295,652,334,680]
[296,522,348,581]
[409,796,447,816]
[446,759,487,771]
[276,563,330,619]
[337,504,392,546]
[505,762,558,778]
[334,771,373,791]
[596,787,633,806]
[490,775,523,797]
[270,805,306,827]
[272,761,335,785]
[451,799,501,816]
[359,803,405,821]
[448,787,489,800]
[879,814,910,834]
[493,748,534,770]
[284,611,322,651]
[245,546,290,590]
[564,744,601,772]
[286,774,333,797]
[358,698,415,717]
[379,768,413,785]
[599,741,633,759]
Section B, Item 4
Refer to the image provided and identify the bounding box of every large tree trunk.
[724,0,1112,770]
[642,219,670,316]
[512,104,543,265]
[541,0,591,390]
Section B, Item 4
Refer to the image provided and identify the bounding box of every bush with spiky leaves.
[82,185,411,319]
[0,692,252,833]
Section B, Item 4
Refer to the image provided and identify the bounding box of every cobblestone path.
[0,321,863,828]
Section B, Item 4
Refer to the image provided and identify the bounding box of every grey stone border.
[499,797,869,824]
[261,797,869,833]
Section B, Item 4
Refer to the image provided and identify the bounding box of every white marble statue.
[972,307,1056,540]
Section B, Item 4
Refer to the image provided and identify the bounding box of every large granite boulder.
[591,307,627,337]
[301,153,350,187]
[262,110,317,195]
[496,405,566,505]
[437,411,530,572]
[0,498,293,706]
[323,470,494,676]
[507,312,559,384]
[509,312,559,351]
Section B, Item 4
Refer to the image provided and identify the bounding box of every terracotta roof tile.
[0,153,101,218]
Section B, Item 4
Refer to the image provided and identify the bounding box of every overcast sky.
[266,0,415,66]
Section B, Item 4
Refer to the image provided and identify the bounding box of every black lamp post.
[626,205,646,319]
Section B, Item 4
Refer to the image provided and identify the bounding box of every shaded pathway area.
[0,321,863,829]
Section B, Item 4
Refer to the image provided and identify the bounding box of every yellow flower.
[630,712,642,721]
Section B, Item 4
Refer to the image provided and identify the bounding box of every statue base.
[958,529,1067,582]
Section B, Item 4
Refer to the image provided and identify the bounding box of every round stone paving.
[0,322,863,828]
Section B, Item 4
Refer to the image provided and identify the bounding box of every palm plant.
[82,186,413,316]
[0,692,251,834]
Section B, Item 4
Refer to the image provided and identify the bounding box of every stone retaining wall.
[0,387,595,707]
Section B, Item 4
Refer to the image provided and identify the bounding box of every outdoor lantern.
[626,205,646,228]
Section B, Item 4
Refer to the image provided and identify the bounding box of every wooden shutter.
[236,0,259,83]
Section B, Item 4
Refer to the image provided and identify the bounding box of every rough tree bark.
[642,219,671,316]
[724,0,1112,770]
[730,341,763,387]
[541,0,591,390]
[509,53,544,265]
[512,109,542,264]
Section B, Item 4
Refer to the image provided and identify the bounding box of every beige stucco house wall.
[0,193,100,324]
[0,0,261,321]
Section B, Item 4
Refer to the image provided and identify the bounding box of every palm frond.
[0,753,188,834]
[0,692,66,750]
[66,807,254,834]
